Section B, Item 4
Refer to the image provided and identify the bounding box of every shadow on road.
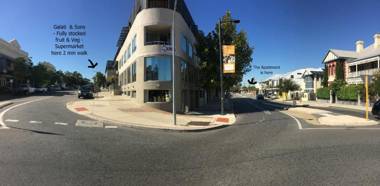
[232,98,288,114]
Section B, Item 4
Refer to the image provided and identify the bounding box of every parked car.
[14,84,35,95]
[35,86,48,93]
[78,85,94,99]
[257,94,264,100]
[372,100,380,117]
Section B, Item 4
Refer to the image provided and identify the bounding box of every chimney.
[356,40,364,52]
[374,33,380,49]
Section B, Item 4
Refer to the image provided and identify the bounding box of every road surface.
[1,92,380,185]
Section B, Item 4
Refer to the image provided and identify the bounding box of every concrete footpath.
[272,99,371,111]
[66,96,236,131]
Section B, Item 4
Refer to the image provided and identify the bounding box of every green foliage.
[322,65,328,87]
[337,84,361,101]
[335,61,345,80]
[330,79,346,93]
[196,11,253,92]
[278,79,300,93]
[316,87,330,99]
[12,57,32,84]
[93,72,106,91]
[370,70,380,97]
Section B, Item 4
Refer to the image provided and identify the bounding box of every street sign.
[223,45,235,74]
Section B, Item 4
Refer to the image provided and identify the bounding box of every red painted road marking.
[75,107,88,112]
[216,117,229,123]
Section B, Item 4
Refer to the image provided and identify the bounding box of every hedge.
[337,84,361,101]
[317,87,330,99]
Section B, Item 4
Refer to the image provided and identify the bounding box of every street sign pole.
[365,75,369,120]
[172,0,178,125]
[218,19,224,115]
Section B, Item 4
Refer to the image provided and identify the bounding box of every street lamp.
[172,0,178,125]
[218,18,240,115]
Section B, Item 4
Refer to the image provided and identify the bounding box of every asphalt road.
[2,92,380,185]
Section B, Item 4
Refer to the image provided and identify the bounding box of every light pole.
[218,18,240,115]
[172,0,178,125]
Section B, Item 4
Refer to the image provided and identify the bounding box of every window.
[145,56,172,81]
[131,62,137,82]
[147,90,170,102]
[126,67,130,84]
[147,0,169,8]
[132,91,136,98]
[188,42,193,58]
[145,26,171,45]
[180,60,188,81]
[132,35,137,53]
[181,34,187,54]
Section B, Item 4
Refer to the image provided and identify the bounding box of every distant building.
[112,0,202,112]
[0,38,28,89]
[260,68,323,99]
[322,33,380,85]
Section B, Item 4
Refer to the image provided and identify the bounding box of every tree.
[93,72,106,91]
[12,57,32,85]
[278,79,300,93]
[335,61,345,81]
[217,11,253,92]
[196,11,253,96]
[322,65,328,87]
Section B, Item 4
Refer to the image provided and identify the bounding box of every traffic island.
[66,96,235,131]
[285,107,379,127]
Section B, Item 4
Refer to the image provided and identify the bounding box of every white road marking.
[105,126,118,129]
[54,122,68,126]
[29,121,42,124]
[281,111,303,130]
[303,127,380,130]
[5,119,19,122]
[0,97,51,129]
[264,111,272,115]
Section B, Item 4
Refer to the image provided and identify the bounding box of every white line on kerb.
[5,119,19,122]
[0,97,51,129]
[29,121,42,124]
[54,122,68,126]
[281,111,303,130]
[105,126,118,129]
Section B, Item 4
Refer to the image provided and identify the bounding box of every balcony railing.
[347,68,380,78]
[145,41,171,46]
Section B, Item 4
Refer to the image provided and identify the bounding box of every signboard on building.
[223,45,235,74]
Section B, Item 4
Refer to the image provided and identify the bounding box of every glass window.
[132,35,137,53]
[188,42,193,58]
[180,60,187,81]
[147,0,169,8]
[145,56,172,81]
[132,62,137,82]
[147,90,170,102]
[181,34,187,54]
[132,91,136,98]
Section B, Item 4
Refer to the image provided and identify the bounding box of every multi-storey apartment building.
[323,33,380,85]
[113,0,201,112]
[0,38,28,89]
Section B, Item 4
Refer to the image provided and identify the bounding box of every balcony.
[145,25,171,46]
[347,68,380,78]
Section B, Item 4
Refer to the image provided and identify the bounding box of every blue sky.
[1,0,380,83]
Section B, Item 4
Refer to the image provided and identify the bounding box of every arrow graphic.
[248,78,257,85]
[88,59,98,69]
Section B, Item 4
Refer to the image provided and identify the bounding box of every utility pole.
[172,0,178,125]
[218,19,224,115]
[365,75,369,120]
